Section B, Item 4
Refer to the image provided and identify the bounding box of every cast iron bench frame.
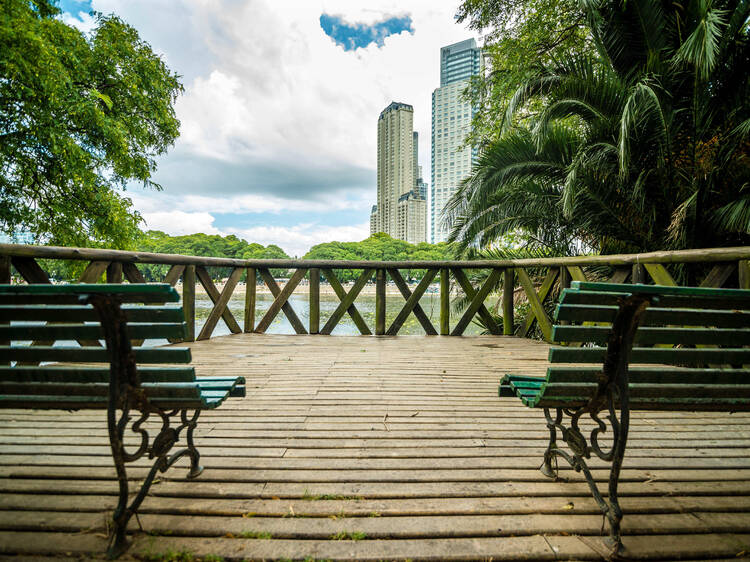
[499,281,750,556]
[0,284,246,558]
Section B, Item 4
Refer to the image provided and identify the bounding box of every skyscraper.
[370,101,426,244]
[430,39,482,243]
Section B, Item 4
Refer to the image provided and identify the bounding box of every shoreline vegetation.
[181,280,447,297]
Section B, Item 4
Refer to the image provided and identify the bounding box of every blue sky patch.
[58,0,93,17]
[319,13,413,51]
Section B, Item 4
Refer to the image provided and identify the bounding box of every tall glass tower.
[430,39,481,243]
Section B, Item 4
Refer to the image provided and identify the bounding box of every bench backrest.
[538,282,750,410]
[0,283,197,409]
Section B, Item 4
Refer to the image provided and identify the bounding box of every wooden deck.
[2,334,750,560]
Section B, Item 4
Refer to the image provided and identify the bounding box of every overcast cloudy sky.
[59,1,479,256]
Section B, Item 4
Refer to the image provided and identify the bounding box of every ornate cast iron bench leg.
[539,403,629,558]
[106,407,205,558]
[535,294,648,559]
[86,294,207,558]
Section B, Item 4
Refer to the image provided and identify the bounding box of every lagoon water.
[195,292,483,336]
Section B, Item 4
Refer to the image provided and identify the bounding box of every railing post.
[245,268,256,333]
[0,256,10,284]
[0,256,9,364]
[106,262,123,284]
[740,260,750,290]
[502,268,514,336]
[560,266,571,291]
[309,268,320,334]
[558,267,571,326]
[632,263,646,284]
[440,268,450,335]
[375,268,386,335]
[183,265,196,342]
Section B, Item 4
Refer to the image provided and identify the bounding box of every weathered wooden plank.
[122,262,147,283]
[255,268,307,334]
[183,265,196,342]
[308,268,319,335]
[502,269,514,335]
[0,256,10,284]
[320,269,372,335]
[740,260,750,290]
[375,268,386,335]
[105,262,122,284]
[387,269,437,336]
[244,268,256,333]
[644,263,677,286]
[632,263,646,284]
[163,264,185,286]
[607,267,630,284]
[2,242,750,268]
[452,269,503,336]
[699,262,736,288]
[11,257,51,284]
[440,268,450,335]
[519,268,558,337]
[195,266,242,335]
[565,266,587,282]
[450,268,500,335]
[197,267,244,340]
[515,268,553,342]
[0,257,7,365]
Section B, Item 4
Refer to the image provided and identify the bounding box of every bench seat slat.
[559,290,750,310]
[570,282,750,300]
[554,304,750,328]
[1,323,187,341]
[0,346,192,364]
[536,382,750,400]
[0,305,185,323]
[0,284,179,304]
[0,381,241,398]
[546,366,750,385]
[0,366,196,383]
[0,391,229,410]
[549,346,750,365]
[552,325,750,346]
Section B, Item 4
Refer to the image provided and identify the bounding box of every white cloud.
[85,1,477,251]
[60,10,97,34]
[128,190,372,216]
[140,210,223,236]
[229,222,371,257]
[92,0,476,183]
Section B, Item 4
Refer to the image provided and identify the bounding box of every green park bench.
[499,281,750,556]
[0,283,246,558]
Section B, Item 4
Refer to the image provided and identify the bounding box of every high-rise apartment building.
[430,39,481,243]
[370,101,426,244]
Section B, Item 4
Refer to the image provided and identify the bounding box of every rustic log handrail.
[2,243,750,268]
[1,243,749,342]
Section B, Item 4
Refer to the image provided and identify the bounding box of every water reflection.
[195,292,483,336]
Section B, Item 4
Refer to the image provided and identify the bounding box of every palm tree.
[448,0,750,255]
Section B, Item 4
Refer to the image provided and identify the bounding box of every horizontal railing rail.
[1,243,748,341]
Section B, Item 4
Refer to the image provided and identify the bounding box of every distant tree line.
[136,231,291,281]
[303,232,453,281]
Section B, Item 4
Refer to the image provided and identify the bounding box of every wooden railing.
[1,244,748,341]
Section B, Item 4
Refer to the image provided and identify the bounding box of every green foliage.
[0,0,182,248]
[237,530,272,539]
[450,0,750,256]
[330,531,367,540]
[457,0,589,147]
[303,233,453,282]
[135,231,291,281]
